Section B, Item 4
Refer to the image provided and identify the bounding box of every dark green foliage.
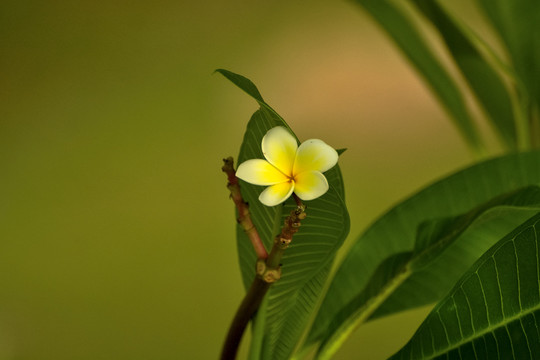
[306,151,540,355]
[391,213,540,359]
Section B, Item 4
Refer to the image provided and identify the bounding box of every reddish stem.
[221,157,307,360]
[222,157,268,260]
[292,193,303,207]
[220,204,307,360]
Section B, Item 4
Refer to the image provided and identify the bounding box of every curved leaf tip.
[215,68,265,103]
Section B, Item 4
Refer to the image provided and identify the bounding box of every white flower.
[236,126,339,207]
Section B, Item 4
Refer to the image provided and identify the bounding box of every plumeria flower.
[236,126,339,207]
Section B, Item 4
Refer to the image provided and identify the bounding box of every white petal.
[236,159,288,185]
[259,181,295,206]
[261,126,298,176]
[293,171,329,201]
[293,139,338,175]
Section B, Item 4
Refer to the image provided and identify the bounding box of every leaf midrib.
[317,266,412,360]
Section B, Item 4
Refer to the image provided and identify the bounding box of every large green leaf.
[216,69,350,359]
[477,0,540,113]
[390,212,540,359]
[351,0,482,152]
[410,0,516,148]
[305,150,540,352]
[315,186,540,359]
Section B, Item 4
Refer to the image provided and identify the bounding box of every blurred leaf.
[351,0,482,152]
[409,186,540,269]
[315,186,540,359]
[305,150,540,352]
[390,212,540,359]
[411,0,516,148]
[477,0,540,112]
[217,69,350,360]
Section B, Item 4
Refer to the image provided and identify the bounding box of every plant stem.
[220,277,271,360]
[221,205,306,359]
[266,201,306,270]
[222,157,268,260]
[220,163,306,359]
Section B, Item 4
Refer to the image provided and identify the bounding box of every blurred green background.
[1,1,492,359]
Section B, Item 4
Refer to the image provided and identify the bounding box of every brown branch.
[266,202,306,270]
[222,157,268,260]
[220,163,307,359]
[220,276,271,360]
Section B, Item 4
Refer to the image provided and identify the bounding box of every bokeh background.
[1,1,499,359]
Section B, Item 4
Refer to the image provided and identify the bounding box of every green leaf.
[390,212,540,359]
[215,69,285,127]
[351,0,483,152]
[305,150,540,353]
[477,0,540,111]
[315,186,540,359]
[215,68,265,103]
[410,0,516,148]
[408,186,540,270]
[217,69,350,359]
